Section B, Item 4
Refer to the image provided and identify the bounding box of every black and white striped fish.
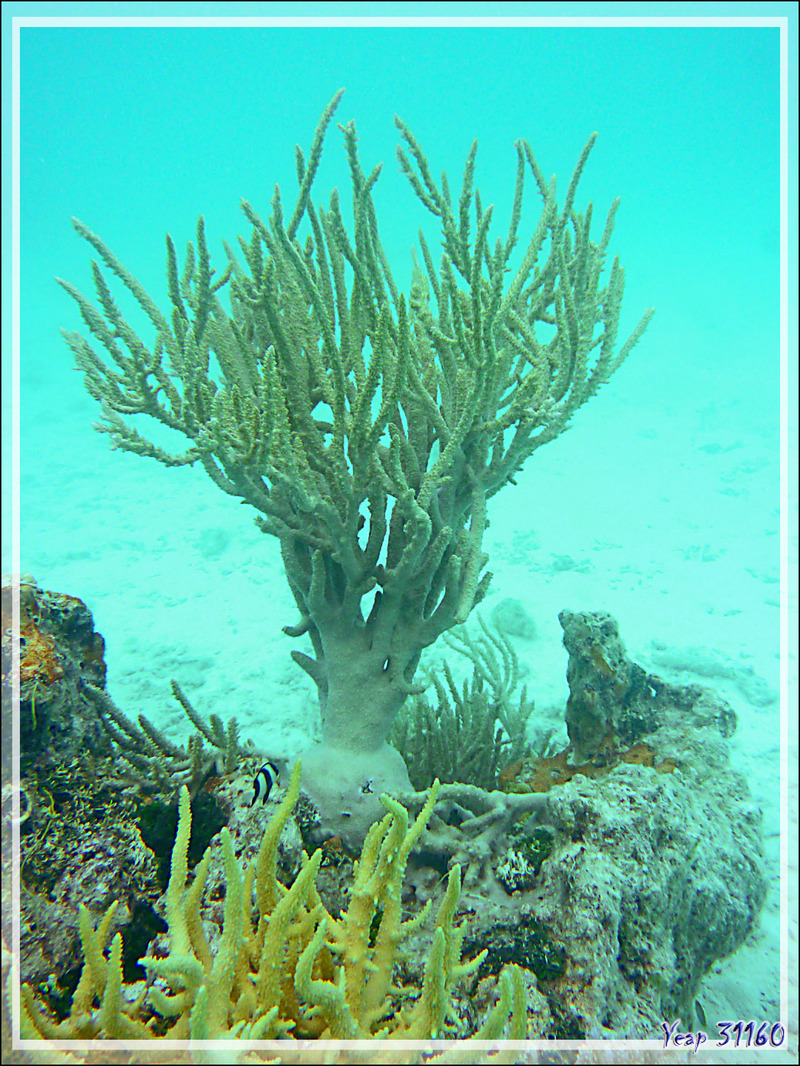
[247,761,280,807]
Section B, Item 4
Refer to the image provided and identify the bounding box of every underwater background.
[10,8,789,1035]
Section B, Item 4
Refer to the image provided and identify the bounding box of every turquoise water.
[7,10,793,1037]
[19,21,780,412]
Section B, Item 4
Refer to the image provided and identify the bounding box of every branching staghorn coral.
[59,90,653,843]
[20,763,527,1045]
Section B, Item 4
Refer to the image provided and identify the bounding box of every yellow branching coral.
[20,763,527,1045]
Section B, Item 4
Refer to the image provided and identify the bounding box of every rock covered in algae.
[398,610,768,1037]
[559,608,738,764]
[5,577,110,772]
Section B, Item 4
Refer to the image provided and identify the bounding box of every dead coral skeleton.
[397,783,549,902]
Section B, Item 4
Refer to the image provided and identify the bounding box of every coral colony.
[56,89,652,841]
[11,94,768,1047]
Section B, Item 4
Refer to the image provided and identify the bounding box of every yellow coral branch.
[21,763,524,1045]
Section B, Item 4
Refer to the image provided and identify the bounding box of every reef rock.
[6,576,109,772]
[404,610,767,1038]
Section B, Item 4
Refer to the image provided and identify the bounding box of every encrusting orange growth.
[19,620,63,686]
[501,735,677,795]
